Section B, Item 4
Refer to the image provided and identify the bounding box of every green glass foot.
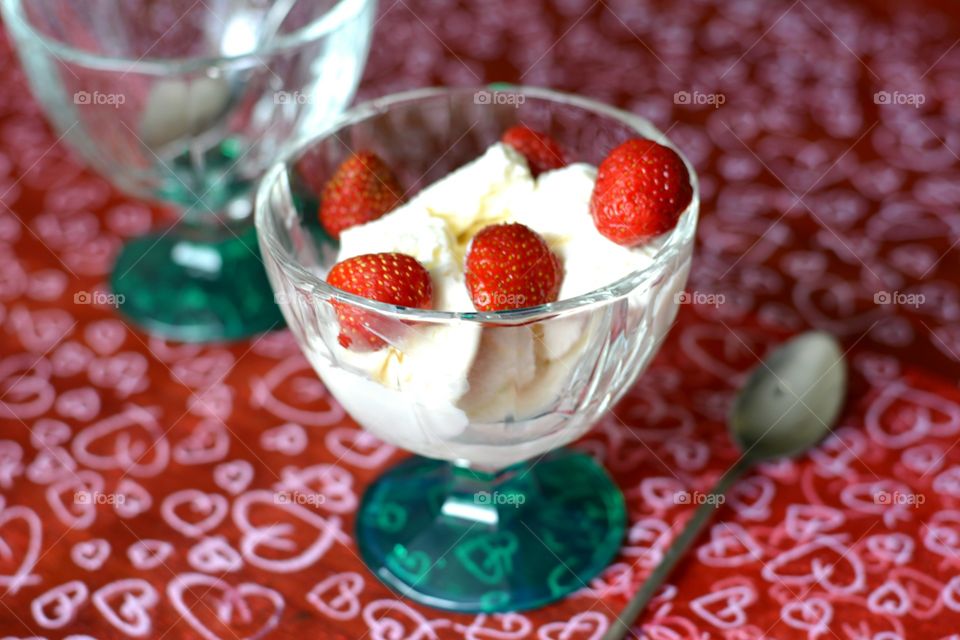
[111,224,285,342]
[356,449,626,612]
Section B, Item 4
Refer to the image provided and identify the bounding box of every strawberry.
[326,253,432,351]
[465,223,563,311]
[319,151,404,239]
[590,138,692,246]
[295,145,329,195]
[501,125,568,176]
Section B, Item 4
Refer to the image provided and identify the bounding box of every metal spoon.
[603,331,847,640]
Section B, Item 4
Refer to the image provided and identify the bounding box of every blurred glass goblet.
[2,0,376,341]
[257,87,699,612]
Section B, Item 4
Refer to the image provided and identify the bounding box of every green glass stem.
[110,220,285,342]
[356,448,626,612]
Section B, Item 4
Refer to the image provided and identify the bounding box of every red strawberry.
[465,223,563,311]
[319,151,404,239]
[590,138,692,246]
[501,125,568,176]
[326,253,432,351]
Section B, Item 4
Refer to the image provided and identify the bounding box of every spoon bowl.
[731,331,846,461]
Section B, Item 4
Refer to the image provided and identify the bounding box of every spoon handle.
[603,459,752,640]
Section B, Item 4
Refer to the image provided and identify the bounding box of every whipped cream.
[310,142,685,468]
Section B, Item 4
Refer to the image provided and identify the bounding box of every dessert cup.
[256,86,699,611]
[2,0,375,341]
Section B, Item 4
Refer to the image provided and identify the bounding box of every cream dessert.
[302,135,692,468]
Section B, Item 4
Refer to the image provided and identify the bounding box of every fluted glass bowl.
[256,86,698,612]
[3,0,376,341]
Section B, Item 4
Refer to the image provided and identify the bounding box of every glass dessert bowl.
[2,0,375,341]
[256,86,699,612]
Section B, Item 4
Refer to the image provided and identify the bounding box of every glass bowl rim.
[0,0,372,73]
[255,85,700,325]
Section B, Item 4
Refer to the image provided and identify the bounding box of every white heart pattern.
[91,578,158,637]
[31,579,88,629]
[161,490,229,538]
[307,571,364,621]
[127,539,173,571]
[214,459,255,495]
[71,538,110,571]
[188,536,243,573]
[167,572,284,640]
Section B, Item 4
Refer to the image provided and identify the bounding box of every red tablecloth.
[3,0,960,638]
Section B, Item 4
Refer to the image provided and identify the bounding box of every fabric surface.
[2,0,960,637]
